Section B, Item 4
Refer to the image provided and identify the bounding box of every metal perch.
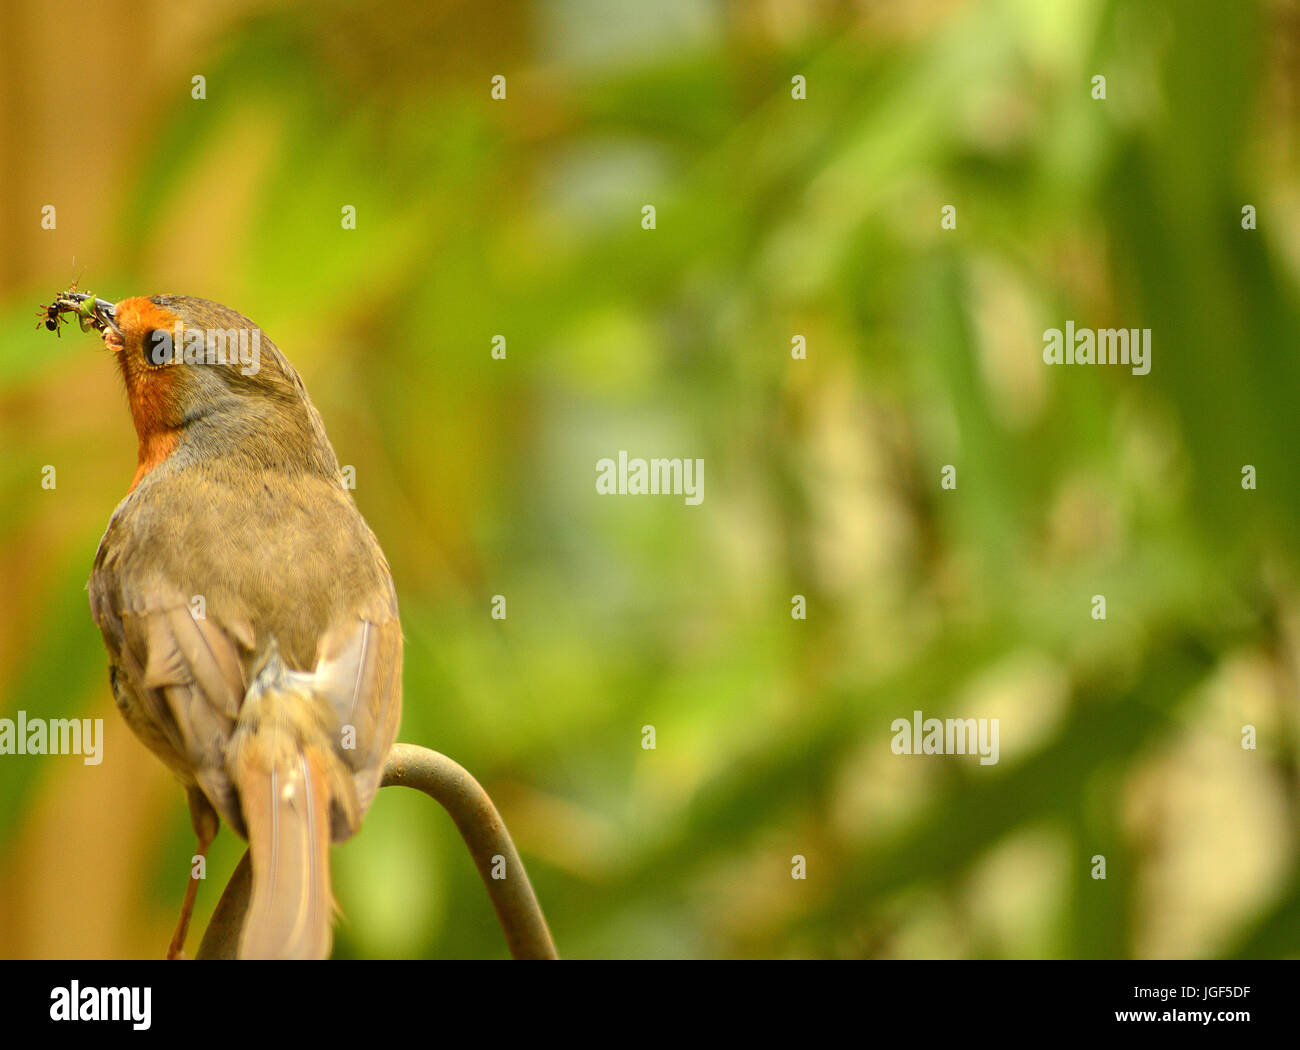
[195,742,558,959]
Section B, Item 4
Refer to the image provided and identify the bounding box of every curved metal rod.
[195,851,250,959]
[195,742,558,959]
[380,743,558,959]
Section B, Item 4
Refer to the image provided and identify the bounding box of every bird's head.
[48,292,339,491]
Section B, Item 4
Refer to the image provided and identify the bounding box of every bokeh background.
[1,0,1299,959]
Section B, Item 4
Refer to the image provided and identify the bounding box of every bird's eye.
[142,328,173,367]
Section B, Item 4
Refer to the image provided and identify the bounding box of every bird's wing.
[309,613,403,837]
[90,571,251,832]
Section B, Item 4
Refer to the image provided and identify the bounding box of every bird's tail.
[227,647,339,959]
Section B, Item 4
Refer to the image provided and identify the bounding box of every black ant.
[38,285,119,337]
[37,269,93,336]
[37,300,65,335]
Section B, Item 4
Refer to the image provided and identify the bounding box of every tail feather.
[234,747,334,959]
[228,647,339,960]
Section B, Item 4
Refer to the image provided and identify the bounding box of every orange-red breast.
[81,294,402,958]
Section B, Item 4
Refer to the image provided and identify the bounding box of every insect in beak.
[40,291,122,337]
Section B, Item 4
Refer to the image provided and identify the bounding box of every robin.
[60,292,402,959]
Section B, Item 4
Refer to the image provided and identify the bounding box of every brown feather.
[228,656,337,960]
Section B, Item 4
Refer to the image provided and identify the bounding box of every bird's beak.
[96,300,122,336]
[55,291,121,336]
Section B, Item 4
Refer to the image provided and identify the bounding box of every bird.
[66,292,402,959]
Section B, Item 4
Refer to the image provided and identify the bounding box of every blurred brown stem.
[195,742,558,960]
